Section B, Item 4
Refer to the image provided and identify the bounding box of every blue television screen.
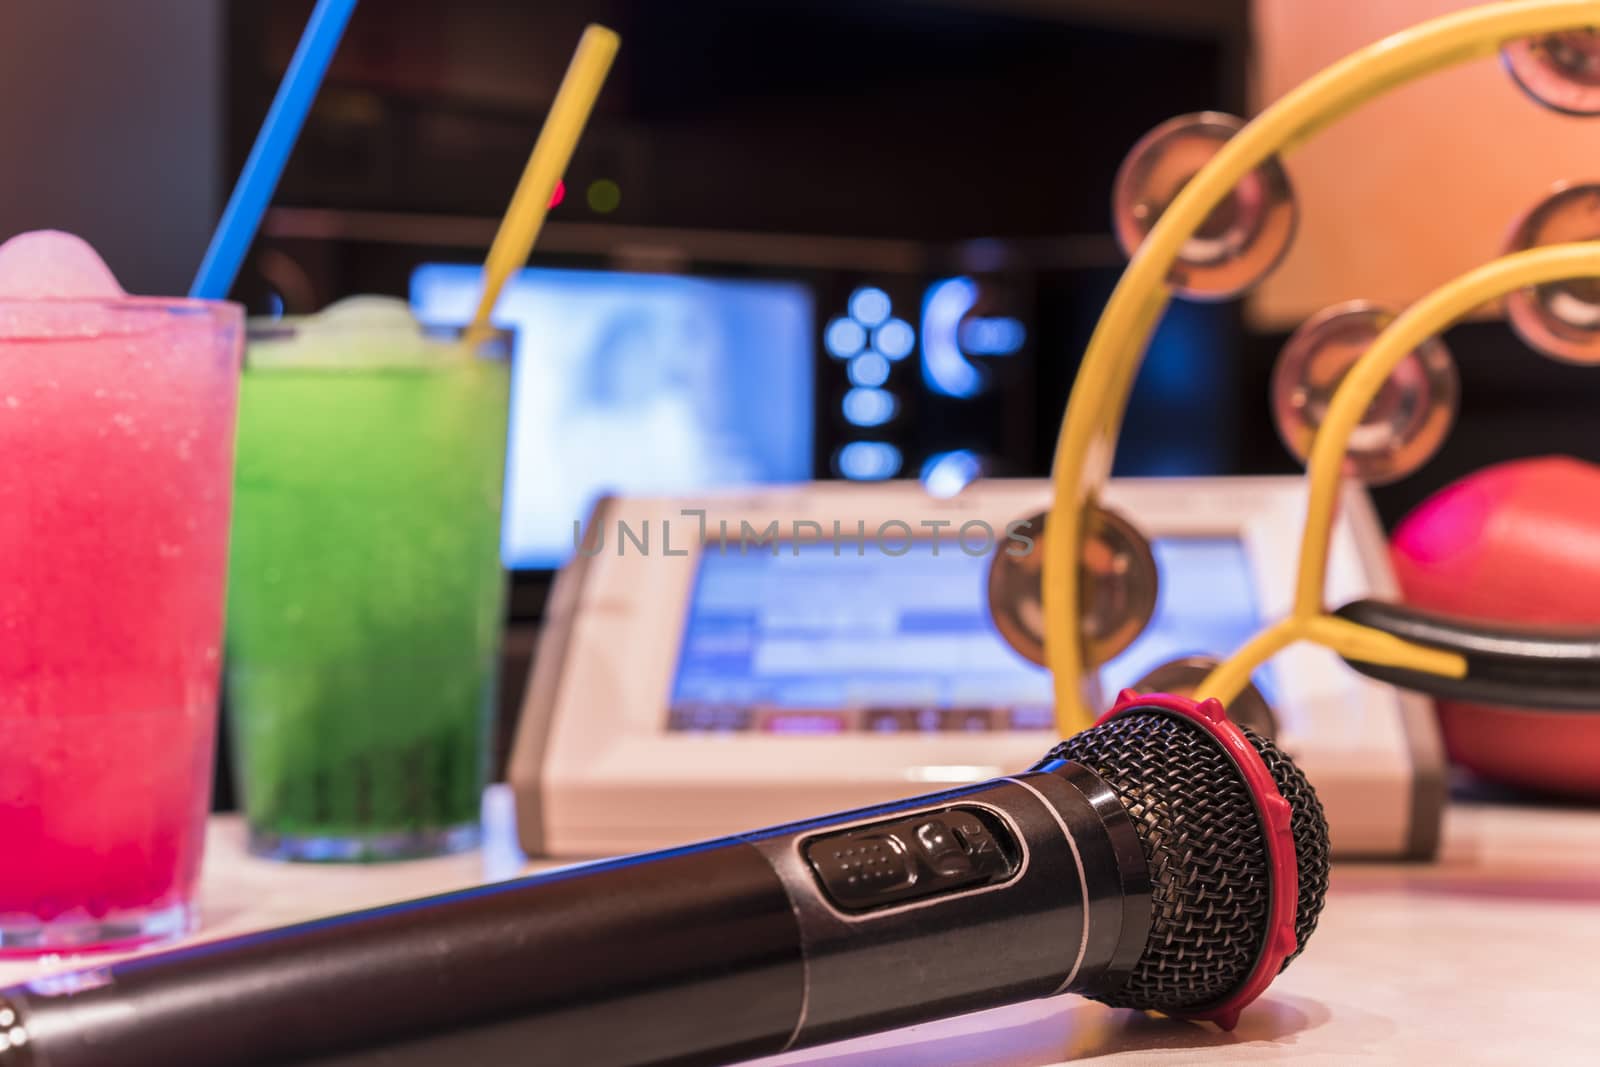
[411,265,815,569]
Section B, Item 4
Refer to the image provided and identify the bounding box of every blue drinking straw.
[189,0,359,300]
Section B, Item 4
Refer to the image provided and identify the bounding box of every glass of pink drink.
[0,231,242,954]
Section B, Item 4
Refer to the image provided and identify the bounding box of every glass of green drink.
[226,297,510,861]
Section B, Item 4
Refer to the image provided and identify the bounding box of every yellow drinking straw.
[466,24,621,343]
[1042,0,1600,737]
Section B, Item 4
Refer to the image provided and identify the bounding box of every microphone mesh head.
[1040,708,1330,1014]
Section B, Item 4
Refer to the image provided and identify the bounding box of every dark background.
[221,0,1600,529]
[10,0,1588,527]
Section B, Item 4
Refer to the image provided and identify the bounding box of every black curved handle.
[1334,599,1600,711]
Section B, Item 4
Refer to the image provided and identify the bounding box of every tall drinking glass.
[0,241,242,953]
[226,297,510,861]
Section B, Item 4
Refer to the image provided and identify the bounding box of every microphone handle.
[0,765,1149,1067]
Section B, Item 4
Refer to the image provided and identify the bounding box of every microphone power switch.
[803,807,1016,911]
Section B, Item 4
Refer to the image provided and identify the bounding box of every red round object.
[1390,455,1600,797]
[1097,690,1299,1030]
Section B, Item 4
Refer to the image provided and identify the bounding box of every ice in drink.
[226,298,509,861]
[0,231,241,953]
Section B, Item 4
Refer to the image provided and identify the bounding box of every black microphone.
[0,696,1330,1067]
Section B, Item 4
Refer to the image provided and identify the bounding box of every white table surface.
[5,786,1599,1066]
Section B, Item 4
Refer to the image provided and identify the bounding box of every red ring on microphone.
[1097,689,1301,1031]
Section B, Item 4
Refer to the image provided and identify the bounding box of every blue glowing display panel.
[411,264,815,569]
[668,537,1274,732]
